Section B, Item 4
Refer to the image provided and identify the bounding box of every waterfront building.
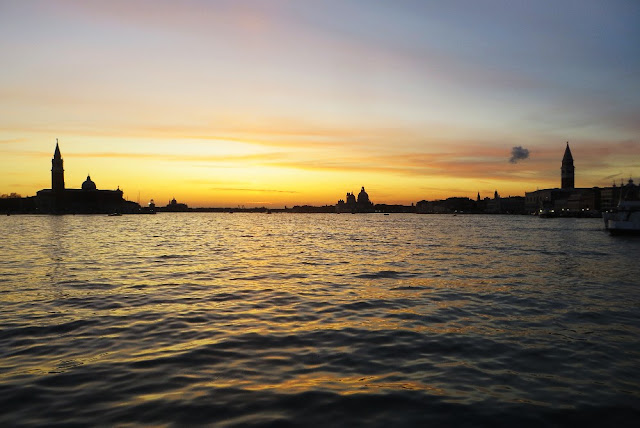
[336,187,374,213]
[525,142,581,213]
[486,191,525,214]
[32,141,139,214]
[161,197,189,212]
[416,197,477,214]
[356,187,374,212]
[524,142,625,216]
[525,188,569,213]
[486,191,500,213]
[566,188,600,212]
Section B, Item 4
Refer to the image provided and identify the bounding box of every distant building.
[416,197,476,214]
[526,143,581,214]
[356,187,374,212]
[561,141,575,189]
[566,188,600,212]
[290,205,335,213]
[336,186,374,213]
[486,190,501,214]
[373,203,416,213]
[524,142,621,216]
[415,192,523,215]
[498,196,525,214]
[525,188,570,213]
[34,141,139,214]
[483,191,525,214]
[162,197,189,212]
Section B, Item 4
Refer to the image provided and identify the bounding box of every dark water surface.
[1,213,639,426]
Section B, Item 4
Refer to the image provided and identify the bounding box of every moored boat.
[603,179,640,235]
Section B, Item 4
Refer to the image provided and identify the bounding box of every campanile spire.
[52,139,65,192]
[561,141,574,189]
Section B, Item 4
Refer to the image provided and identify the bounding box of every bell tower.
[52,139,65,192]
[561,141,574,189]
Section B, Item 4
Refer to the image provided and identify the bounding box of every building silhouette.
[336,187,375,213]
[561,142,575,189]
[34,141,139,214]
[416,196,477,214]
[160,197,189,212]
[524,142,617,216]
[51,142,64,193]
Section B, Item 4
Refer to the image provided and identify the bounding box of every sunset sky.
[1,0,639,207]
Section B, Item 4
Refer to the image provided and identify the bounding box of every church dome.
[82,175,97,191]
[357,186,370,203]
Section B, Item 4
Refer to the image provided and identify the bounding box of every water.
[1,213,639,426]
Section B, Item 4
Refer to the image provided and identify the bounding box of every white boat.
[603,179,640,235]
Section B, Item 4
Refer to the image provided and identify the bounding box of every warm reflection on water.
[1,213,639,426]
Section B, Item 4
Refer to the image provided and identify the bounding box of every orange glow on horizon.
[1,134,635,208]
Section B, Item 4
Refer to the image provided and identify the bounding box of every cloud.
[509,146,530,163]
[63,151,288,164]
[209,187,299,194]
[271,151,535,182]
[601,173,621,181]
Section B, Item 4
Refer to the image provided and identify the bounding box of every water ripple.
[1,214,639,426]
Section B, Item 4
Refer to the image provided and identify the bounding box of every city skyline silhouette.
[1,141,636,216]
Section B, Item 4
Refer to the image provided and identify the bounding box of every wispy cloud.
[0,138,27,144]
[209,187,299,194]
[601,173,622,181]
[66,151,289,163]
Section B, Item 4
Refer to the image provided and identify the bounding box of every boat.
[108,212,122,216]
[537,199,556,218]
[138,199,156,214]
[603,179,640,235]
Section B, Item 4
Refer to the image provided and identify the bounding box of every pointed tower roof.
[562,141,573,163]
[54,139,62,159]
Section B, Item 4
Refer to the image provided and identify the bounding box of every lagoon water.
[1,213,639,426]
